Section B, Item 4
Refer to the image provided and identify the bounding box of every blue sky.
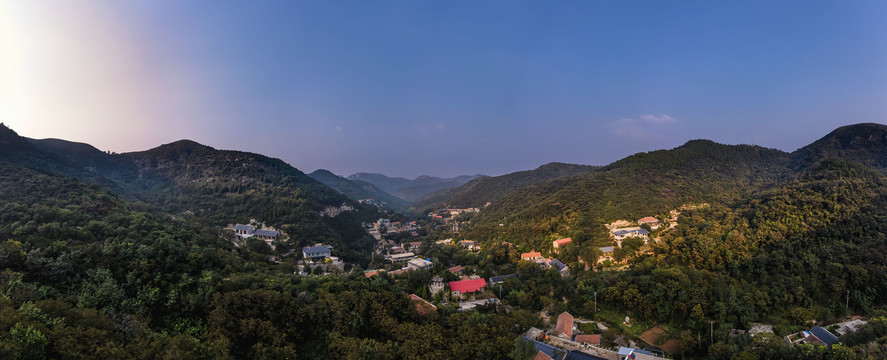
[3,1,886,177]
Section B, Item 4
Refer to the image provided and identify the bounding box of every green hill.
[9,130,379,255]
[456,140,793,250]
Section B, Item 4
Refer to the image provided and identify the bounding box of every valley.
[2,123,887,359]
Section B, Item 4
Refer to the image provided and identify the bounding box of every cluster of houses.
[524,312,669,360]
[521,250,571,277]
[320,203,355,217]
[365,218,420,241]
[229,220,283,248]
[429,207,481,221]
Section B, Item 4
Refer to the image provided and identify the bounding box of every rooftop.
[449,278,486,293]
[554,237,572,245]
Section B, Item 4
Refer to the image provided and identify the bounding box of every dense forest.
[4,123,887,359]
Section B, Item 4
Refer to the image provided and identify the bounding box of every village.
[222,205,870,360]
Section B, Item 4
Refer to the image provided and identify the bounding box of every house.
[233,224,255,238]
[553,238,572,252]
[407,258,433,270]
[521,251,544,261]
[637,216,660,229]
[611,228,650,243]
[598,246,615,264]
[302,245,331,260]
[574,334,601,346]
[389,246,406,255]
[489,273,517,285]
[449,278,486,300]
[459,240,481,251]
[364,270,380,278]
[808,326,839,346]
[556,312,574,338]
[387,252,416,263]
[254,229,280,241]
[533,350,553,360]
[389,267,413,276]
[406,241,423,251]
[447,265,464,274]
[548,259,570,277]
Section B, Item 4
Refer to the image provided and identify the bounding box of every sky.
[2,1,886,178]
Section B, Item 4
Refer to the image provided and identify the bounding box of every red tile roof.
[449,278,486,294]
[448,265,464,273]
[638,216,659,223]
[554,238,572,246]
[533,351,553,360]
[556,312,574,338]
[521,251,542,260]
[575,334,601,345]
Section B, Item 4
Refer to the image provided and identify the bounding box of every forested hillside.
[455,140,793,250]
[309,169,410,212]
[22,132,379,256]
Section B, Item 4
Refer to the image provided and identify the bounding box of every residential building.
[556,312,574,338]
[521,251,544,261]
[611,228,650,243]
[387,252,416,263]
[574,334,601,346]
[447,265,464,274]
[407,258,433,270]
[548,259,570,277]
[233,224,255,238]
[254,229,280,241]
[553,237,572,252]
[302,245,331,260]
[637,216,661,229]
[489,273,516,285]
[533,351,553,360]
[449,278,486,300]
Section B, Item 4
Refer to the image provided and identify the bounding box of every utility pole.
[594,291,598,313]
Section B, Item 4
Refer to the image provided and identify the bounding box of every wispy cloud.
[609,114,678,140]
[640,114,676,124]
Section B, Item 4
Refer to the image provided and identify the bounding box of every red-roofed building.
[575,334,601,345]
[533,351,553,360]
[449,278,486,300]
[364,270,379,278]
[553,238,572,253]
[556,312,574,338]
[638,216,661,229]
[448,265,464,274]
[521,251,543,261]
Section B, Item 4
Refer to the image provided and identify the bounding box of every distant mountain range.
[346,172,485,203]
[308,169,411,212]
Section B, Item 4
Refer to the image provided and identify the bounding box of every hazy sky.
[3,1,886,177]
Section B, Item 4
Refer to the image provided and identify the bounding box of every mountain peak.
[793,122,887,171]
